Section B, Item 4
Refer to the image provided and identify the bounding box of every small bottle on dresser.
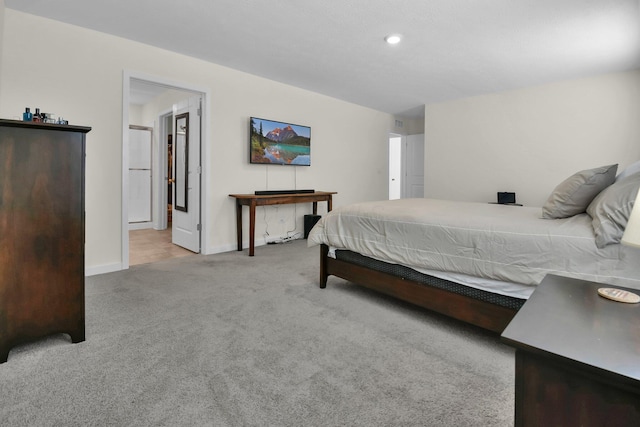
[23,107,32,121]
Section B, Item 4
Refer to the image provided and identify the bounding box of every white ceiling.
[6,0,640,118]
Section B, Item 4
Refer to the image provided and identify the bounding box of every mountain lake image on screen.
[250,117,311,166]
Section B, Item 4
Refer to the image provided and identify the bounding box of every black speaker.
[304,214,321,239]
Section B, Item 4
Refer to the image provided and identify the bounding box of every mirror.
[174,113,189,212]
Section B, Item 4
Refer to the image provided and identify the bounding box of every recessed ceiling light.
[385,34,402,45]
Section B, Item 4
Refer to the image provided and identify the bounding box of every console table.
[229,191,336,256]
[501,274,640,426]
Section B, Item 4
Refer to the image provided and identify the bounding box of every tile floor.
[129,227,195,266]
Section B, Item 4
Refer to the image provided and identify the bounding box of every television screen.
[250,117,311,166]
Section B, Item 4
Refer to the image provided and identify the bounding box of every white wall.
[128,104,144,126]
[0,0,4,102]
[424,70,640,207]
[0,10,394,273]
[395,116,425,136]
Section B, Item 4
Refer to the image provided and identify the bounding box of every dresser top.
[0,118,91,133]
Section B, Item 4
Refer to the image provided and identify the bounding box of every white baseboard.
[86,262,122,277]
[203,242,263,255]
[204,236,303,255]
[204,238,272,255]
[87,236,305,275]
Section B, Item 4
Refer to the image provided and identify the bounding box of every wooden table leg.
[249,201,256,256]
[230,192,336,256]
[235,200,243,251]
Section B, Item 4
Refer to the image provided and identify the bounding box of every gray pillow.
[586,171,640,248]
[541,164,618,219]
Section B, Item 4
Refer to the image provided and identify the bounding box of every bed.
[307,165,640,333]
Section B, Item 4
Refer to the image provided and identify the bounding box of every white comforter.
[308,198,640,290]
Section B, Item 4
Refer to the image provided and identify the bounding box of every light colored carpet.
[0,240,514,426]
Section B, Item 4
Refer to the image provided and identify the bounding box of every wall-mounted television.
[250,117,311,166]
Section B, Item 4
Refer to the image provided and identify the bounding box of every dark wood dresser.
[502,274,640,426]
[0,119,91,363]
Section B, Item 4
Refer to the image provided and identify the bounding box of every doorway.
[122,72,209,269]
[129,228,193,266]
[128,125,153,229]
[389,133,403,200]
[388,133,425,200]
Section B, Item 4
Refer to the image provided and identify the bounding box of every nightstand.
[501,274,640,427]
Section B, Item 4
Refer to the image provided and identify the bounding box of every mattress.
[308,198,640,291]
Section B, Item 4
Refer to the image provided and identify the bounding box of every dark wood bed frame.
[319,244,518,333]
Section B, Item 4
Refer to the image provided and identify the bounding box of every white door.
[403,134,425,198]
[389,135,402,200]
[172,96,201,252]
[128,127,152,223]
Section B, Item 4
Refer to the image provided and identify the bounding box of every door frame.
[121,70,211,270]
[155,110,173,231]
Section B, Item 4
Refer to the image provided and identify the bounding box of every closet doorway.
[128,125,153,228]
